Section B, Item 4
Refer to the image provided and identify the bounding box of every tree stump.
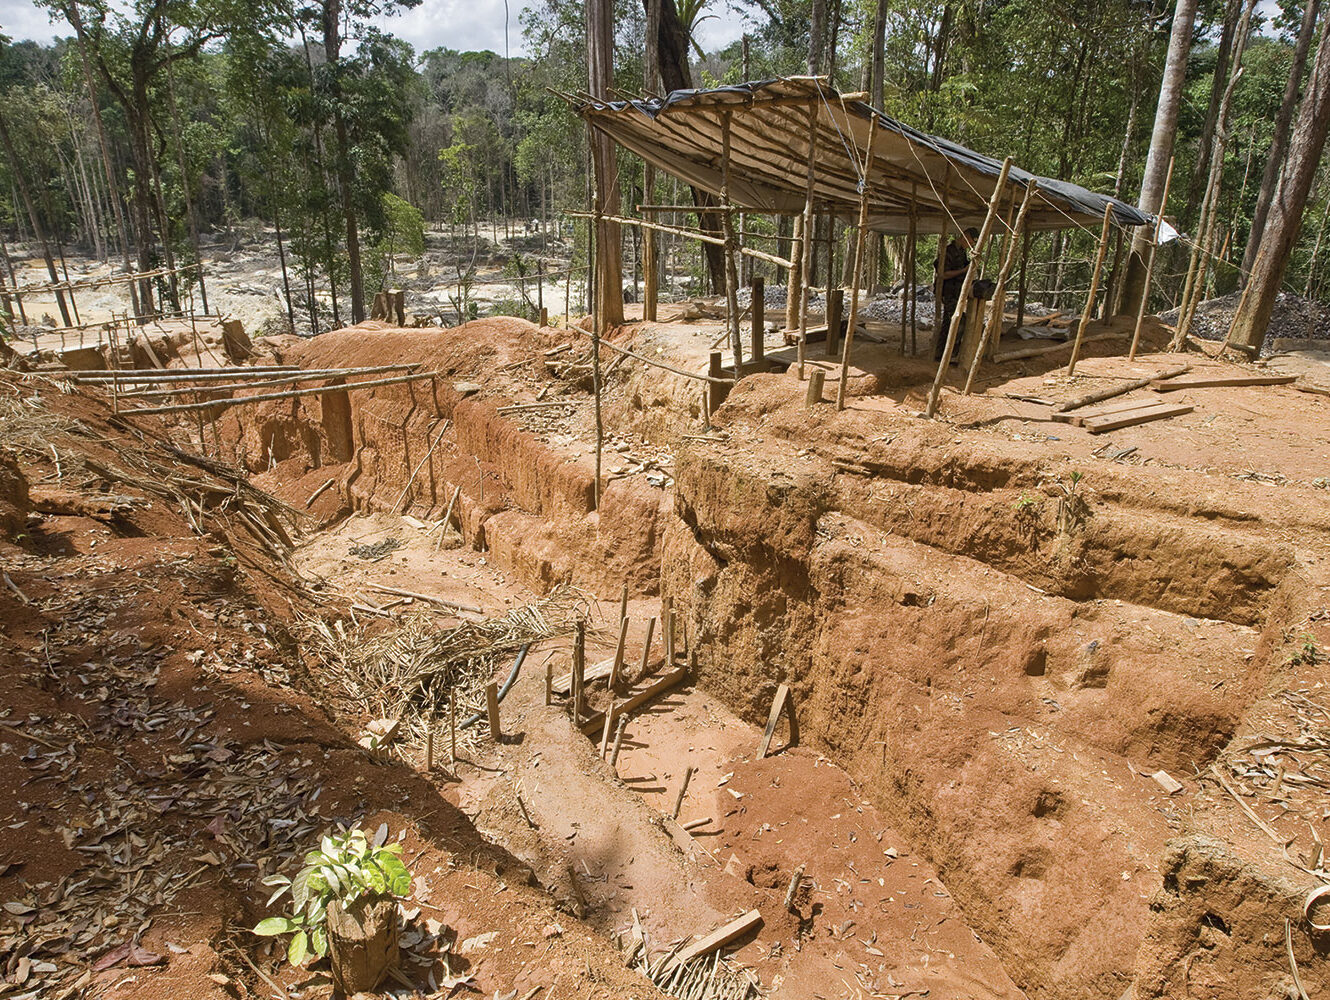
[325,896,398,994]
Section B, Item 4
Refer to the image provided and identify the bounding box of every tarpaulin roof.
[574,77,1149,237]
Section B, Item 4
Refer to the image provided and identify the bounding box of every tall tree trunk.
[166,54,209,313]
[1230,11,1330,349]
[0,109,73,326]
[322,0,366,324]
[1185,0,1241,220]
[809,0,827,74]
[588,0,624,327]
[1121,0,1200,314]
[652,0,725,290]
[1241,0,1321,281]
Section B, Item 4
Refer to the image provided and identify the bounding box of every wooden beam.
[663,910,763,973]
[1151,374,1296,391]
[1083,402,1194,433]
[1054,365,1191,412]
[579,665,688,736]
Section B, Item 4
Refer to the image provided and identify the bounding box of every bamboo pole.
[908,187,918,355]
[565,211,791,269]
[118,369,442,416]
[785,213,804,336]
[925,159,1013,418]
[1130,157,1174,360]
[720,111,743,370]
[797,105,819,378]
[1066,202,1116,376]
[835,118,879,411]
[963,180,1038,395]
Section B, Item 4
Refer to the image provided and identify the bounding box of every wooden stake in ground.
[545,662,553,705]
[609,715,629,769]
[485,682,501,742]
[610,616,629,691]
[619,583,628,624]
[757,683,799,758]
[600,697,617,757]
[926,158,1014,418]
[835,120,879,411]
[425,726,434,771]
[449,690,457,764]
[638,616,656,679]
[1066,203,1116,377]
[1130,157,1175,360]
[572,619,587,721]
[672,765,695,819]
[964,179,1038,395]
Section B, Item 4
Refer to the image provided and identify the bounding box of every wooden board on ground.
[578,665,688,736]
[1151,374,1296,391]
[663,910,763,973]
[1053,398,1171,427]
[1083,403,1194,433]
[553,657,613,696]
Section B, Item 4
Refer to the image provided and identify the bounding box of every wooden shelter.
[573,77,1148,235]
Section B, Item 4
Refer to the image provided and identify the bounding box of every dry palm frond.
[299,586,591,749]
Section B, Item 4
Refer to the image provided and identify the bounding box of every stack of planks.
[1053,367,1299,434]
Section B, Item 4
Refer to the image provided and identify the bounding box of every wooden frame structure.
[566,77,1151,419]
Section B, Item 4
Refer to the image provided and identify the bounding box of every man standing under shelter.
[934,226,979,364]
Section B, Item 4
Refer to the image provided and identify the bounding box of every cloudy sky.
[1,0,753,57]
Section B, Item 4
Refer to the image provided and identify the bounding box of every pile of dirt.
[0,371,671,1000]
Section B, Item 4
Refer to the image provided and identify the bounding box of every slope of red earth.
[0,372,667,1000]
[57,313,1330,999]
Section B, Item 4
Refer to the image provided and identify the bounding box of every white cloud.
[0,0,62,43]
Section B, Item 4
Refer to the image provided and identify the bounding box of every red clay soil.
[0,373,666,1000]
[50,312,1330,999]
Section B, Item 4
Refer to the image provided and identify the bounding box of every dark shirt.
[939,241,971,298]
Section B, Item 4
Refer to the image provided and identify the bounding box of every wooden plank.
[757,683,796,758]
[554,656,614,696]
[664,910,763,973]
[1151,374,1297,391]
[1053,398,1172,427]
[579,666,688,736]
[1084,403,1194,433]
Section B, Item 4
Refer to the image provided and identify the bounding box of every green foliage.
[367,192,425,293]
[253,825,412,967]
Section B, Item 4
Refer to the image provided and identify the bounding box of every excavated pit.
[185,314,1330,999]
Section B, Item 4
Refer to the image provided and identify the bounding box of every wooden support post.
[573,619,586,721]
[907,185,918,355]
[964,180,1038,395]
[751,275,765,364]
[720,112,743,370]
[825,288,843,358]
[836,117,879,411]
[1130,157,1174,361]
[933,171,952,349]
[665,608,676,665]
[672,765,695,819]
[449,691,457,763]
[785,213,804,335]
[758,683,799,758]
[639,616,657,679]
[1066,202,1116,377]
[643,162,658,322]
[425,727,434,771]
[485,682,501,742]
[805,369,826,406]
[796,105,818,357]
[619,583,629,624]
[609,715,629,770]
[610,616,629,691]
[925,158,1013,419]
[707,350,724,416]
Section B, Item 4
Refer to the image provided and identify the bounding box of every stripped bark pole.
[797,105,819,377]
[1066,203,1116,377]
[932,170,952,351]
[926,158,1013,418]
[1130,157,1175,360]
[609,715,629,769]
[672,765,695,819]
[836,116,879,411]
[609,616,629,691]
[720,111,743,370]
[638,616,657,679]
[964,179,1038,395]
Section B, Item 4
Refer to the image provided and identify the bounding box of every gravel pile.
[1159,290,1330,355]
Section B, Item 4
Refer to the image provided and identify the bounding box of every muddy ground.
[3,287,1330,1000]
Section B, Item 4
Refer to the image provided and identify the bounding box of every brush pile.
[299,586,591,749]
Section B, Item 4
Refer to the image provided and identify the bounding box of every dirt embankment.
[204,319,1330,999]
